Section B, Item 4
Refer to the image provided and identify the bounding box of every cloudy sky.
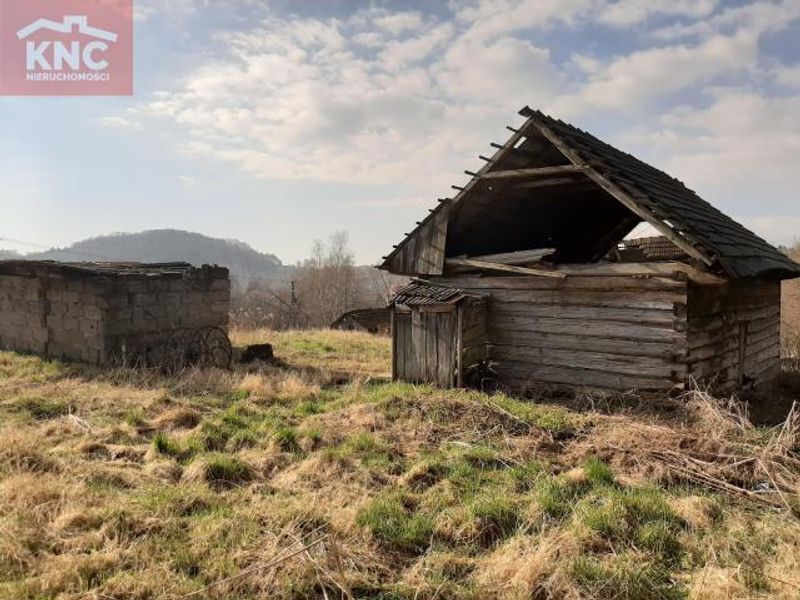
[2,0,799,263]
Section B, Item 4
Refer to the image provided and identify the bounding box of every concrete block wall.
[0,274,49,355]
[46,277,107,364]
[0,263,230,366]
[103,267,231,360]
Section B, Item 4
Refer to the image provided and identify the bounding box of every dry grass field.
[1,329,799,599]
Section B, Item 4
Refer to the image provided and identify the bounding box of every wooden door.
[394,307,457,386]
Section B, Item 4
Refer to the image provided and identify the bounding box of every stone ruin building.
[0,261,231,368]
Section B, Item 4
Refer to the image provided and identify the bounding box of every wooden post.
[390,309,397,381]
[456,305,464,388]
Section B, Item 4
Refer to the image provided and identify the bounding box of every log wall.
[430,272,690,391]
[686,281,781,388]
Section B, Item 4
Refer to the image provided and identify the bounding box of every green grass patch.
[483,393,585,437]
[535,474,591,519]
[577,485,684,561]
[17,395,71,420]
[572,554,684,600]
[274,426,301,453]
[152,432,185,458]
[331,432,400,471]
[196,454,254,489]
[357,491,434,554]
[469,492,521,546]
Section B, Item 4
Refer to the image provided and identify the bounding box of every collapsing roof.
[380,107,800,281]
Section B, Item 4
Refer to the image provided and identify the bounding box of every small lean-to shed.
[391,283,486,387]
[381,107,800,392]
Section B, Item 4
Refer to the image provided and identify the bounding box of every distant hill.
[22,230,286,286]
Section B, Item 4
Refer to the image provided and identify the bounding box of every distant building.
[0,261,231,367]
[381,107,800,392]
[330,307,391,335]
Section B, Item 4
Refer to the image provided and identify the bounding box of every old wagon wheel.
[200,326,233,369]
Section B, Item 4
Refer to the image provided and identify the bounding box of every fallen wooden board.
[445,258,566,279]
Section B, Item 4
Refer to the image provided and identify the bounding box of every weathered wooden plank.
[489,346,682,378]
[479,288,686,310]
[445,258,566,279]
[494,361,679,391]
[458,248,555,266]
[488,333,683,359]
[490,318,684,343]
[689,317,780,348]
[431,275,686,292]
[688,306,781,332]
[689,326,780,361]
[490,304,677,327]
[390,310,397,380]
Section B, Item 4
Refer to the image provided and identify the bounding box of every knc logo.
[0,0,132,96]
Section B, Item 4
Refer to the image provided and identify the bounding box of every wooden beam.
[445,257,566,279]
[480,165,588,180]
[529,119,715,268]
[462,248,555,266]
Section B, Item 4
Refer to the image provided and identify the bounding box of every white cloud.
[135,0,800,226]
[555,30,759,114]
[598,0,718,27]
[651,0,800,41]
[620,92,800,187]
[373,11,424,35]
[99,116,142,131]
[138,8,559,190]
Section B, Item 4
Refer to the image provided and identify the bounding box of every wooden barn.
[381,107,800,392]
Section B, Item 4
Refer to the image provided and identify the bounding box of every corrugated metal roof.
[391,282,469,306]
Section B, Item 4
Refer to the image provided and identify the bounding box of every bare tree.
[296,232,359,327]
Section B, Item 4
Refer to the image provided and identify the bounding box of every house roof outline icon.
[16,15,118,43]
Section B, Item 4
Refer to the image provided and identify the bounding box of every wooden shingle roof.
[525,109,800,280]
[619,236,688,261]
[380,107,800,281]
